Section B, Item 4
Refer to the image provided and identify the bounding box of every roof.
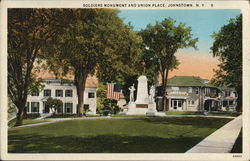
[167,76,206,87]
[35,70,98,88]
[167,76,218,88]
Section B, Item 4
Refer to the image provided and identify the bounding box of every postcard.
[0,0,249,160]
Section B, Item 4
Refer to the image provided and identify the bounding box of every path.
[186,115,242,153]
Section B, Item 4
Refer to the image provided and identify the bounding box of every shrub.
[97,99,121,116]
[23,113,41,119]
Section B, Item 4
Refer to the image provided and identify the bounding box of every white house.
[26,78,97,115]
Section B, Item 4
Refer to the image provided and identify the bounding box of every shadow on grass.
[8,134,201,153]
[231,128,242,153]
[141,117,232,128]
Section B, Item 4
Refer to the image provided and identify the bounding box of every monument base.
[126,102,149,115]
[126,102,136,115]
[146,112,156,116]
[146,102,157,116]
[126,102,158,115]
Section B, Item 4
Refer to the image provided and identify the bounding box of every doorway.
[43,102,50,113]
[171,99,183,111]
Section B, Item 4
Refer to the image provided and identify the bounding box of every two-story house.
[26,78,97,115]
[156,76,223,112]
[220,87,238,111]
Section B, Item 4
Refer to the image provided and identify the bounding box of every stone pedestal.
[146,102,157,116]
[126,102,136,114]
[135,75,149,104]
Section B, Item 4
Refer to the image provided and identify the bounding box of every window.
[65,90,73,97]
[84,104,90,110]
[64,103,73,114]
[25,102,30,112]
[229,101,233,105]
[31,102,39,113]
[188,100,195,105]
[188,87,192,93]
[44,89,51,97]
[205,88,211,95]
[178,101,182,107]
[196,89,199,95]
[225,91,231,97]
[88,92,95,98]
[31,91,39,96]
[223,101,228,107]
[55,89,63,97]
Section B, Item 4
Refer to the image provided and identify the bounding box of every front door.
[44,102,50,113]
[171,99,183,111]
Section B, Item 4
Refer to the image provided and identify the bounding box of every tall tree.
[139,18,198,111]
[44,9,141,117]
[8,9,71,126]
[210,15,242,112]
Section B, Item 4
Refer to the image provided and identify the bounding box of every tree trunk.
[162,69,169,112]
[75,71,87,117]
[15,106,24,126]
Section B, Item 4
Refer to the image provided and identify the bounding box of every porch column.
[41,101,44,114]
[184,100,187,111]
[168,98,171,110]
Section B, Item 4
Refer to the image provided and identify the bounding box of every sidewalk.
[186,115,242,153]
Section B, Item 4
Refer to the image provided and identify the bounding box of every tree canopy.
[8,9,71,126]
[46,97,63,113]
[139,18,198,111]
[43,9,142,116]
[210,15,242,111]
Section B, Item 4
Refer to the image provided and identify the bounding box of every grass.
[8,119,50,128]
[112,114,146,117]
[231,128,242,153]
[8,117,231,153]
[208,111,241,117]
[166,111,204,115]
[166,111,241,117]
[46,114,78,118]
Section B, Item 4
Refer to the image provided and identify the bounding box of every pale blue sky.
[118,10,241,53]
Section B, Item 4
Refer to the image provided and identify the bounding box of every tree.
[210,15,242,112]
[46,97,63,113]
[8,9,72,126]
[44,9,141,117]
[96,83,120,116]
[139,18,198,111]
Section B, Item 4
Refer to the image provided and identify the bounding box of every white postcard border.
[1,0,249,160]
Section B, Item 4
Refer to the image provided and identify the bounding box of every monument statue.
[129,84,135,102]
[149,85,155,103]
[141,61,146,75]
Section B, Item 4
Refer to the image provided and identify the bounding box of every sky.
[118,10,241,80]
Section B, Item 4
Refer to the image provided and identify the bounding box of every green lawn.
[112,114,146,117]
[8,117,231,153]
[166,111,241,117]
[8,119,50,128]
[166,111,204,115]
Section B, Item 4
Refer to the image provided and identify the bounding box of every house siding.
[26,79,97,115]
[156,76,237,112]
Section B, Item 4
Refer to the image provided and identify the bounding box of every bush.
[23,113,41,119]
[97,99,121,116]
